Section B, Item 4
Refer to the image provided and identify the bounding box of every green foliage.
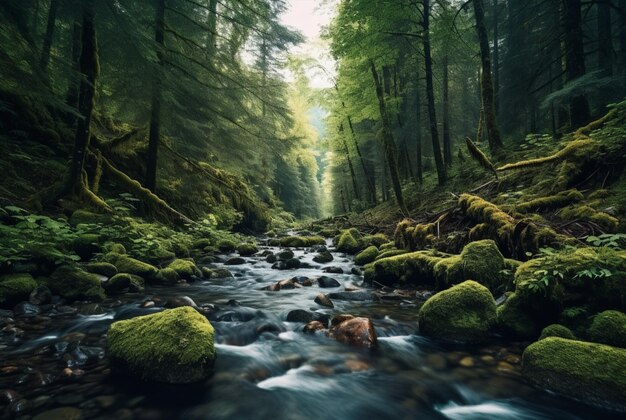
[586,233,626,249]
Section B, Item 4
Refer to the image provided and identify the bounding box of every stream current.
[0,238,623,419]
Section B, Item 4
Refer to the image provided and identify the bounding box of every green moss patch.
[0,274,38,307]
[47,266,105,301]
[588,310,626,348]
[355,246,379,266]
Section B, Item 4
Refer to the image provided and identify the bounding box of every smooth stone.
[165,296,197,308]
[32,407,83,420]
[327,291,376,301]
[323,266,343,274]
[317,276,340,288]
[313,251,333,264]
[224,257,246,266]
[303,321,326,334]
[314,293,334,308]
[13,302,41,316]
[277,250,294,261]
[329,317,377,348]
[459,357,475,367]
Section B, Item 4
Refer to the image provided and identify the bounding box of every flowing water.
[0,238,623,419]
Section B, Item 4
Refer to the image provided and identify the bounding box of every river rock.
[29,285,52,305]
[165,296,197,308]
[303,321,326,334]
[154,268,181,285]
[329,317,377,348]
[314,293,334,308]
[105,253,158,280]
[33,407,83,420]
[225,257,246,266]
[292,276,313,286]
[313,251,334,263]
[277,250,295,261]
[103,273,132,294]
[418,280,496,343]
[317,276,340,288]
[13,302,41,316]
[210,268,234,279]
[286,309,329,325]
[84,262,118,277]
[0,274,38,307]
[522,337,626,410]
[328,291,376,301]
[323,266,343,274]
[237,243,258,256]
[167,259,201,279]
[107,307,216,383]
[285,258,301,269]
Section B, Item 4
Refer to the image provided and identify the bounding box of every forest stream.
[1,235,623,420]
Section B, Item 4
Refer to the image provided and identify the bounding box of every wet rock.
[225,257,246,266]
[328,291,376,301]
[317,276,340,288]
[127,274,145,292]
[458,357,474,367]
[329,317,377,348]
[237,243,258,256]
[105,253,158,280]
[48,266,105,301]
[78,303,104,315]
[0,389,19,404]
[344,359,370,372]
[33,407,83,420]
[286,258,301,269]
[323,266,343,274]
[265,254,277,263]
[13,302,41,316]
[277,250,294,261]
[277,279,296,289]
[29,285,52,305]
[165,296,197,308]
[141,300,155,308]
[314,293,334,308]
[292,276,313,286]
[497,361,518,375]
[108,307,216,383]
[286,309,329,325]
[210,268,233,279]
[303,321,326,334]
[351,267,362,276]
[330,314,354,327]
[271,261,287,270]
[313,251,334,264]
[0,274,38,307]
[167,259,201,279]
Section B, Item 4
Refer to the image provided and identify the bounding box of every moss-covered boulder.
[522,337,626,410]
[103,273,132,294]
[364,251,444,287]
[374,249,408,260]
[69,209,112,226]
[0,274,38,307]
[418,280,497,343]
[360,234,389,248]
[154,268,181,285]
[237,243,258,256]
[48,266,105,301]
[538,324,575,340]
[84,262,118,278]
[434,240,508,291]
[72,234,102,260]
[313,251,334,263]
[105,253,158,280]
[355,246,379,266]
[496,292,539,339]
[588,310,626,348]
[337,230,360,254]
[166,259,200,280]
[278,236,326,248]
[216,239,237,253]
[107,307,216,383]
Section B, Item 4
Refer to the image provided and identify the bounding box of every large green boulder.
[496,292,539,339]
[418,280,496,343]
[166,259,201,280]
[538,324,575,340]
[522,337,626,410]
[354,246,379,266]
[107,307,216,383]
[364,251,444,286]
[588,310,626,348]
[105,253,158,280]
[337,230,360,254]
[48,266,105,301]
[0,274,38,307]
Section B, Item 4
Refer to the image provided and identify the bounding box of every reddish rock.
[330,314,354,327]
[303,321,326,334]
[314,293,334,308]
[329,317,377,348]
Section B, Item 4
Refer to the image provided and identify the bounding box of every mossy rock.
[216,239,237,253]
[354,246,379,266]
[192,239,212,249]
[515,247,626,313]
[337,230,360,254]
[375,249,408,260]
[496,292,538,339]
[105,243,127,254]
[318,228,338,238]
[278,236,325,248]
[104,273,132,294]
[84,262,118,278]
[538,324,575,340]
[107,307,216,383]
[365,250,444,286]
[154,268,181,285]
[105,253,158,280]
[69,209,112,226]
[418,280,497,343]
[522,337,626,410]
[588,310,626,348]
[72,234,102,260]
[360,234,389,249]
[435,240,508,291]
[166,259,200,280]
[48,266,105,301]
[313,251,334,264]
[237,243,258,256]
[0,274,38,307]
[379,242,396,251]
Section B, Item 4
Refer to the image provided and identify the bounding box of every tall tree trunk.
[620,0,626,79]
[347,114,376,202]
[422,0,447,185]
[562,0,591,128]
[206,0,218,58]
[67,1,98,193]
[339,123,360,201]
[492,0,500,115]
[442,54,452,167]
[65,20,82,119]
[414,65,423,184]
[473,0,503,153]
[146,0,165,193]
[370,60,409,215]
[40,0,59,69]
[597,0,613,76]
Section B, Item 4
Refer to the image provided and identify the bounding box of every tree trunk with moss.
[146,0,165,193]
[473,0,503,154]
[442,54,452,167]
[370,60,408,215]
[40,0,59,69]
[562,0,590,128]
[422,0,447,185]
[339,123,360,201]
[597,0,613,77]
[415,65,423,183]
[67,1,98,194]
